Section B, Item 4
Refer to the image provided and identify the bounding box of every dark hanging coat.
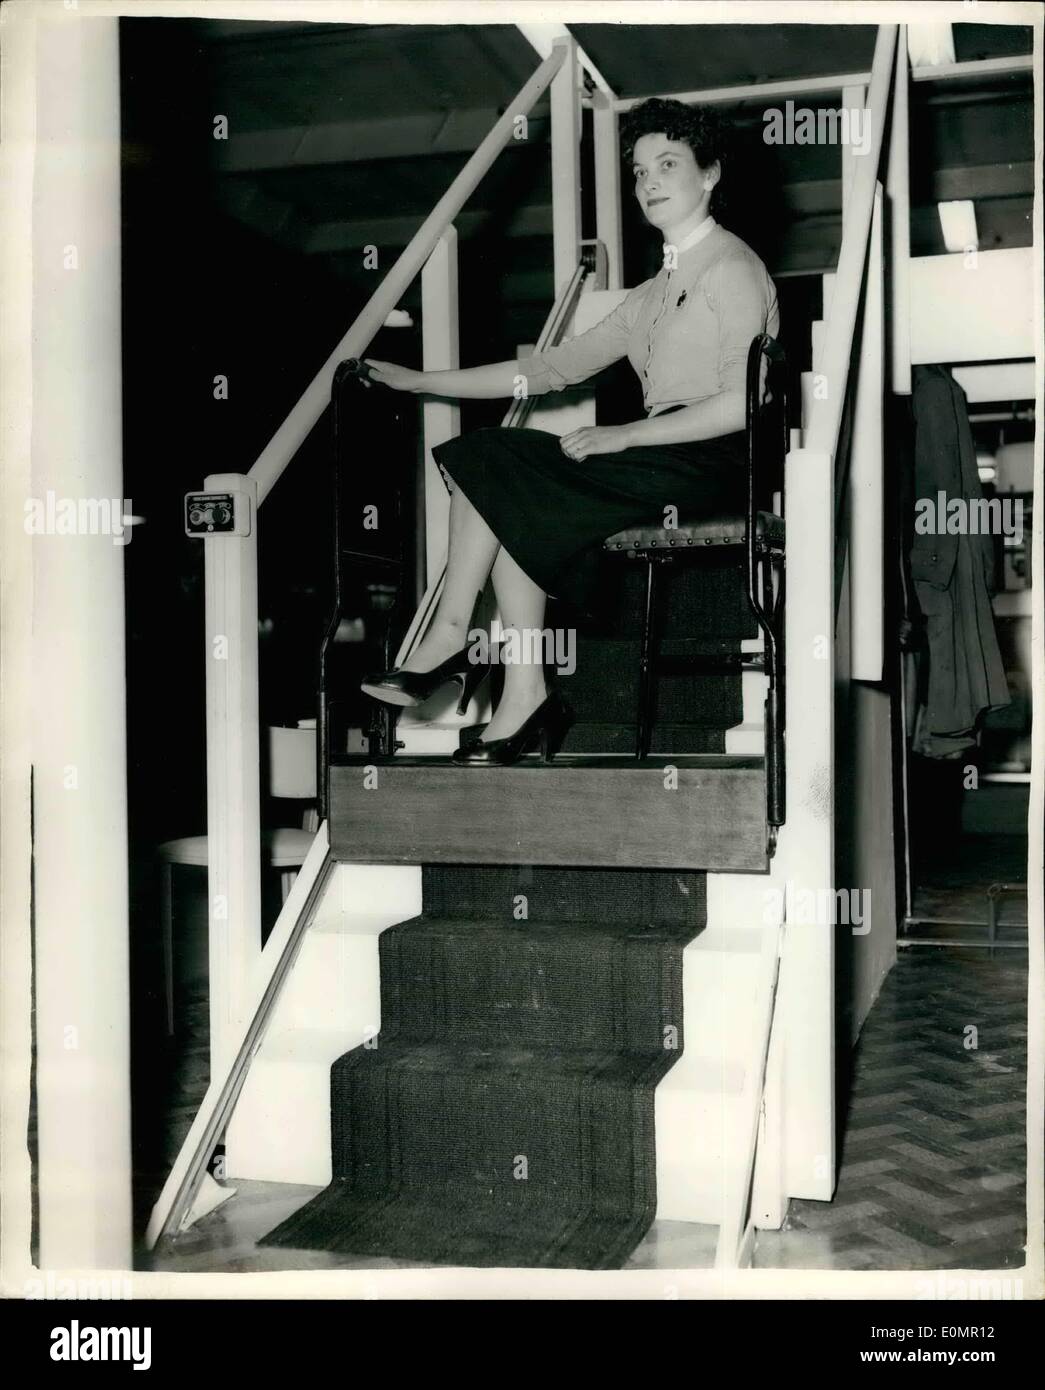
[908,365,1010,758]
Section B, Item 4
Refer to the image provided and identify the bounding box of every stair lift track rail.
[715,915,785,1270]
[147,841,337,1247]
[503,246,598,430]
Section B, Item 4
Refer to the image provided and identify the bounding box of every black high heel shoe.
[451,689,573,766]
[361,646,488,715]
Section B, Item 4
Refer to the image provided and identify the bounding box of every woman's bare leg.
[481,546,550,741]
[396,480,552,739]
[400,482,499,672]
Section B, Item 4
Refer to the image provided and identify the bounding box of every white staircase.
[224,863,420,1185]
[656,873,781,1229]
[222,854,784,1256]
[224,283,819,1228]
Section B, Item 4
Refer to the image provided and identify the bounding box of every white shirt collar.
[664,216,717,264]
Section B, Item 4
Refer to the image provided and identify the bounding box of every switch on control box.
[184,490,252,537]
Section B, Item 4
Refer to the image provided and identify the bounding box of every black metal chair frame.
[317,358,407,819]
[603,334,788,846]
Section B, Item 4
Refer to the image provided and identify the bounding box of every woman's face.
[631,132,714,233]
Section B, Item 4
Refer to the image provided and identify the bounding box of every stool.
[156,723,318,1034]
[603,335,788,845]
[156,828,315,1035]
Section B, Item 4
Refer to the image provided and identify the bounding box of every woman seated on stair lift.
[361,97,779,766]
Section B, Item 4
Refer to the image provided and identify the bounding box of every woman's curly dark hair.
[620,98,729,215]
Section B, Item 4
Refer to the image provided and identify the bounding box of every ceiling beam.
[305,202,556,255]
[214,178,313,253]
[928,162,1034,202]
[616,71,874,111]
[213,109,550,175]
[615,53,1031,111]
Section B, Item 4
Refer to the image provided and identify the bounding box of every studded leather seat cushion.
[604,510,785,553]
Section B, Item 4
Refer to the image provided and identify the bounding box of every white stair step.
[679,927,768,1059]
[225,863,420,1184]
[226,860,779,1226]
[393,683,491,756]
[394,721,469,756]
[225,1026,356,1186]
[655,882,779,1226]
[801,369,820,433]
[724,722,765,755]
[724,635,767,754]
[656,1061,750,1225]
[810,317,826,368]
[279,910,396,1033]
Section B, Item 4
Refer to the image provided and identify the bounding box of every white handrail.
[248,44,566,506]
[806,24,898,458]
[887,27,911,395]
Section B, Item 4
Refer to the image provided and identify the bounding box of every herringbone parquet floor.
[757,945,1028,1270]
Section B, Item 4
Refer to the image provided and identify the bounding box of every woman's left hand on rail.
[559,425,634,461]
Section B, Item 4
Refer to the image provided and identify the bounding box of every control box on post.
[184,490,252,537]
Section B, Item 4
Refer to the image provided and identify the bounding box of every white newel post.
[203,473,262,1078]
[550,35,582,298]
[421,228,460,587]
[27,10,133,1269]
[592,91,624,291]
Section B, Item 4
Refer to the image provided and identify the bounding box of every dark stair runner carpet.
[261,866,705,1268]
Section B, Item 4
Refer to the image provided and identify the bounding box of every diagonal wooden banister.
[805,24,897,459]
[248,43,567,507]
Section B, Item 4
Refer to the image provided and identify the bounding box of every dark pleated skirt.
[432,424,747,617]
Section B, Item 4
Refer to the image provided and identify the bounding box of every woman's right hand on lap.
[363,359,426,393]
